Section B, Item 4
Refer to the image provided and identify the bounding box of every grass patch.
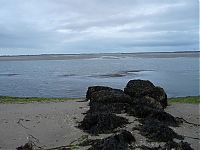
[1,95,199,104]
[168,96,200,104]
[0,96,80,104]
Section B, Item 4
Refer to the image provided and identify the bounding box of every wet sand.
[0,101,199,149]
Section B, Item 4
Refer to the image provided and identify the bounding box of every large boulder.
[89,89,132,105]
[86,86,113,100]
[144,86,167,108]
[134,96,163,110]
[124,79,155,98]
[124,80,167,108]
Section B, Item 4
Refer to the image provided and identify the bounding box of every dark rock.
[124,80,167,109]
[86,86,113,100]
[134,96,163,109]
[136,119,183,142]
[78,112,129,135]
[144,87,167,109]
[124,80,155,98]
[88,130,135,150]
[89,89,132,105]
[16,142,33,150]
[161,141,194,150]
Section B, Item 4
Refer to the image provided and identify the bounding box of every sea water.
[0,54,199,98]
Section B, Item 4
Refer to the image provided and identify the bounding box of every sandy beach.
[0,100,89,149]
[0,100,199,150]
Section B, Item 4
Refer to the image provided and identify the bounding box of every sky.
[0,0,199,55]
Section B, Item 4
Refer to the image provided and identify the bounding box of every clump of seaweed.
[78,112,129,135]
[88,130,135,150]
[135,119,183,142]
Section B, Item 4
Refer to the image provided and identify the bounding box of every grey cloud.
[0,0,198,55]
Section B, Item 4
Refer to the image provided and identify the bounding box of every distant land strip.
[0,51,199,61]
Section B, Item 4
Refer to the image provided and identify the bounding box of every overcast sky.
[0,0,199,55]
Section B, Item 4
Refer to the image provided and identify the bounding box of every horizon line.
[0,50,199,57]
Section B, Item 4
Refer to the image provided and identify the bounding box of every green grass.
[0,96,80,104]
[169,96,200,104]
[1,95,199,104]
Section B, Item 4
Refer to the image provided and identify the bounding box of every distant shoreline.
[0,51,199,61]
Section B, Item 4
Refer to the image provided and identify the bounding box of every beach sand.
[0,100,199,149]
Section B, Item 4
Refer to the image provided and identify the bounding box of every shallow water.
[0,54,199,98]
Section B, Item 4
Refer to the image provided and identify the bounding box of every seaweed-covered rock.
[78,112,129,135]
[134,96,163,109]
[124,80,167,109]
[86,86,113,100]
[136,119,183,142]
[89,89,132,105]
[162,141,194,150]
[124,80,155,98]
[144,87,167,109]
[88,130,135,150]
